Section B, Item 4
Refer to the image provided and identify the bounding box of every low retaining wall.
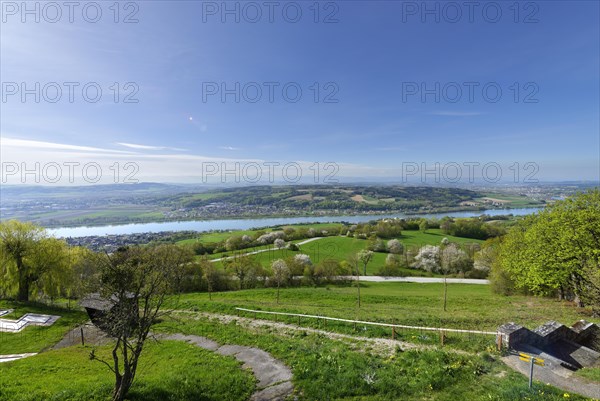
[497,320,600,353]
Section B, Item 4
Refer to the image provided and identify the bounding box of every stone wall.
[497,320,600,351]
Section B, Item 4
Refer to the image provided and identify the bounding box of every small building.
[80,293,137,335]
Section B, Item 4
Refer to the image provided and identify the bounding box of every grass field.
[1,286,596,400]
[202,229,482,276]
[169,283,596,335]
[178,223,345,245]
[480,193,544,208]
[0,341,255,401]
[0,301,88,354]
[154,312,589,401]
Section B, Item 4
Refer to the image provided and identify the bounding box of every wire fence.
[235,307,502,350]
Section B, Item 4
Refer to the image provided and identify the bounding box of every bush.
[489,263,516,295]
[375,265,404,277]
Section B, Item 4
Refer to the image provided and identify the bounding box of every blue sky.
[1,1,599,184]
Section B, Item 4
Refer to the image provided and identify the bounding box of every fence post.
[392,326,395,340]
[497,333,503,351]
[80,327,85,346]
[440,330,445,346]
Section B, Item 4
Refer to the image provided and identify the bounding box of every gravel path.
[160,333,294,401]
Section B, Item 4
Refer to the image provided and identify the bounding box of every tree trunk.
[17,263,29,302]
[443,276,448,312]
[112,372,133,401]
[557,286,564,301]
[356,269,361,308]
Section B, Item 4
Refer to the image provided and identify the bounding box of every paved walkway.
[502,353,600,399]
[160,333,294,401]
[0,353,37,363]
[342,276,490,284]
[0,310,61,332]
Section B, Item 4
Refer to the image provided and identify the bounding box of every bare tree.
[347,253,362,308]
[88,245,192,401]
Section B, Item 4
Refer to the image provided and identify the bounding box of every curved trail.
[170,311,599,399]
[159,333,294,401]
[211,237,323,262]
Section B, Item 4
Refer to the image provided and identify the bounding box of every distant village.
[63,231,200,252]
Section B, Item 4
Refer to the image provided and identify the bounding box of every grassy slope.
[154,314,588,401]
[0,301,88,354]
[0,341,255,401]
[189,228,482,276]
[171,283,596,333]
[178,223,345,245]
[1,290,595,400]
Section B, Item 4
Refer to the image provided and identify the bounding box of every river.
[47,207,542,238]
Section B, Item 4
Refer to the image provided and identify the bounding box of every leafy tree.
[88,244,193,401]
[440,243,472,275]
[412,245,440,273]
[376,254,403,277]
[439,242,471,311]
[473,238,500,276]
[498,189,600,312]
[271,259,289,304]
[225,235,244,251]
[274,238,286,250]
[223,254,260,289]
[0,220,71,301]
[357,250,374,276]
[200,258,219,300]
[387,239,403,255]
[367,236,386,252]
[315,259,345,282]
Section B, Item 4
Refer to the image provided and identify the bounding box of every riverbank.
[47,207,542,238]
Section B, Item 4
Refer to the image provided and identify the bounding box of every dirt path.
[159,333,294,401]
[173,311,599,398]
[171,310,471,357]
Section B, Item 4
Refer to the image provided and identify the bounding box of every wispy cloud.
[1,137,134,154]
[429,111,485,117]
[219,146,240,151]
[116,142,187,152]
